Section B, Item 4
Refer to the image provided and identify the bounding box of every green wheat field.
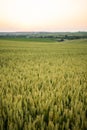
[0,39,87,130]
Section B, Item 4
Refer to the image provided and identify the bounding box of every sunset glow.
[0,0,87,32]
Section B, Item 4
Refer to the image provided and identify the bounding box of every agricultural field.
[0,39,87,130]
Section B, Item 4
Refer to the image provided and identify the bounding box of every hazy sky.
[0,0,87,32]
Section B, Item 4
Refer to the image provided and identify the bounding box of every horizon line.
[0,31,87,33]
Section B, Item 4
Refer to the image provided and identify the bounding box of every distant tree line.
[0,34,87,41]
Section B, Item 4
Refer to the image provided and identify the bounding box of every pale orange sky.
[0,0,87,32]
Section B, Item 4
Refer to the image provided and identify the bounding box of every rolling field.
[0,39,87,130]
